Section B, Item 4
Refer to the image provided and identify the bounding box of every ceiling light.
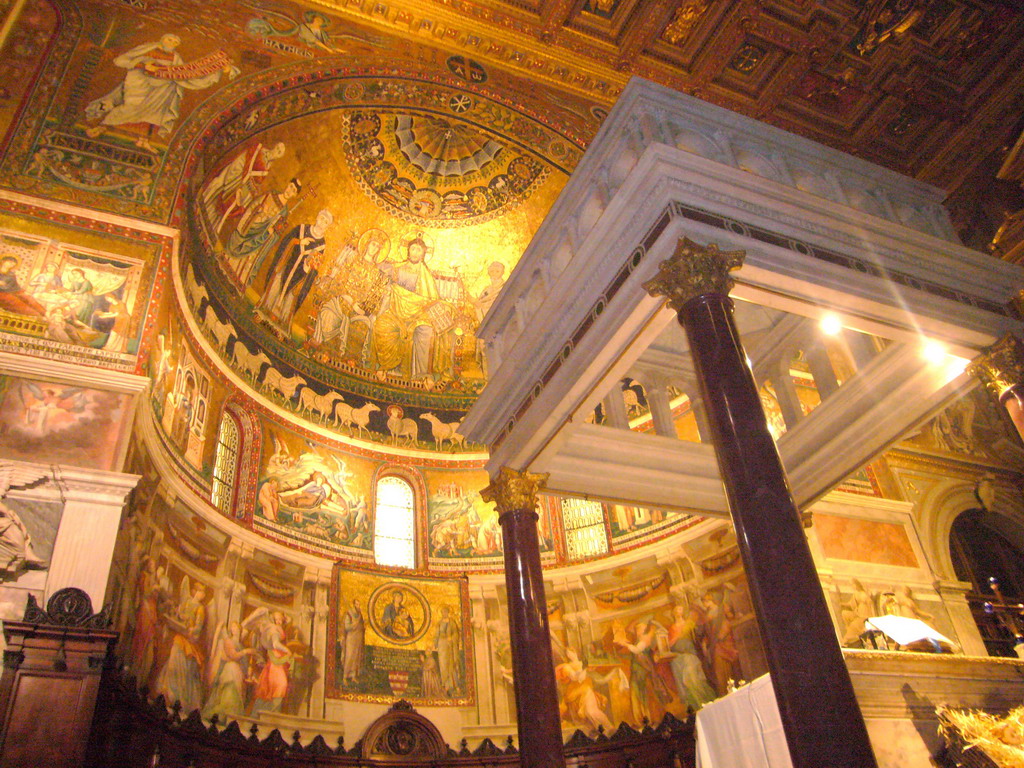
[819,313,842,336]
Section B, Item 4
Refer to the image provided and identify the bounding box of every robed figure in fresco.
[339,598,365,685]
[227,179,301,286]
[85,34,238,152]
[155,578,208,713]
[373,234,455,382]
[202,620,256,719]
[258,209,332,334]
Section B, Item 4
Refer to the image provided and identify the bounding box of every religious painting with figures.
[327,566,473,705]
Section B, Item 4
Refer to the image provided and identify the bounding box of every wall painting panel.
[328,565,473,705]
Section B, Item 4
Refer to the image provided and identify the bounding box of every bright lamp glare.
[819,313,842,336]
[922,339,947,363]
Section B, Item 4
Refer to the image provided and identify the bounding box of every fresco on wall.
[607,502,693,548]
[426,470,555,567]
[0,226,150,369]
[832,578,956,650]
[148,315,226,475]
[328,566,473,705]
[254,421,375,558]
[904,387,1024,467]
[541,528,767,734]
[814,513,919,568]
[0,0,58,146]
[0,374,131,470]
[181,67,583,447]
[118,493,316,721]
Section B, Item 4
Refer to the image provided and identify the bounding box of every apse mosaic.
[425,469,556,569]
[184,77,577,448]
[0,0,597,223]
[328,565,473,705]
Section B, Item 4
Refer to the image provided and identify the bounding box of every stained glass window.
[211,414,240,514]
[561,497,608,560]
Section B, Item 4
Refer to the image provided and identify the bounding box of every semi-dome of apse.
[179,65,587,454]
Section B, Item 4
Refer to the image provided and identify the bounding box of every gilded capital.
[642,237,745,312]
[968,334,1024,398]
[480,466,548,515]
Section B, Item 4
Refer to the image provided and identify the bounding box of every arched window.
[950,508,1024,657]
[374,475,416,569]
[211,412,241,515]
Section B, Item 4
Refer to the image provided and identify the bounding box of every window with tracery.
[211,413,240,515]
[374,475,416,568]
[561,497,608,560]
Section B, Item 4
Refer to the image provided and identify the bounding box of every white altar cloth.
[695,674,793,768]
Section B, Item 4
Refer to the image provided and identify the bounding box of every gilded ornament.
[663,0,710,45]
[642,237,745,312]
[480,466,547,514]
[968,334,1024,399]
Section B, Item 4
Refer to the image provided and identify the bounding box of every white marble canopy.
[461,77,1024,517]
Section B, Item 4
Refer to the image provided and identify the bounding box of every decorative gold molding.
[968,333,1024,399]
[480,466,547,514]
[663,0,710,45]
[642,237,745,312]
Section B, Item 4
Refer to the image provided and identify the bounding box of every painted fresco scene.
[254,421,376,558]
[0,225,149,369]
[147,310,226,473]
[0,374,132,470]
[426,469,555,567]
[329,567,472,705]
[181,72,579,449]
[116,494,317,722]
[544,526,767,735]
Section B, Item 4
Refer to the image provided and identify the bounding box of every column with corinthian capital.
[969,334,1024,442]
[481,467,564,768]
[643,238,877,768]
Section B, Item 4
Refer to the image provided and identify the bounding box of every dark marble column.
[644,238,877,768]
[970,334,1024,442]
[481,467,564,768]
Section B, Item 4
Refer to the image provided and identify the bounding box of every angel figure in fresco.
[201,141,286,236]
[85,34,239,152]
[154,577,208,713]
[202,620,257,719]
[659,601,716,711]
[555,647,622,733]
[247,608,303,716]
[700,589,743,696]
[245,5,384,54]
[613,617,673,724]
[16,382,85,436]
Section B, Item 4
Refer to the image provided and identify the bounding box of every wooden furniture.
[0,588,116,768]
